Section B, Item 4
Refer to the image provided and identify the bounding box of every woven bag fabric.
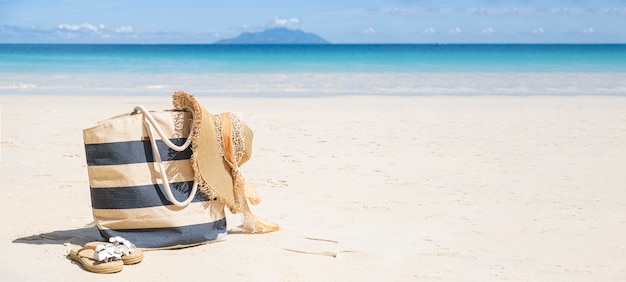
[83,109,227,249]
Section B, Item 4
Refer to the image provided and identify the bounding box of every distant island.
[213,27,329,44]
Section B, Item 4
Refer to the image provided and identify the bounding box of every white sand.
[1,94,626,281]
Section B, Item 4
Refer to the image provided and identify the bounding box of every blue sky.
[1,0,625,43]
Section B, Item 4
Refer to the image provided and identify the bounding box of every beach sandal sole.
[69,248,124,274]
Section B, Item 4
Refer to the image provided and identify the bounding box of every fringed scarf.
[215,112,280,233]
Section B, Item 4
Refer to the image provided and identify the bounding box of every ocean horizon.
[1,44,626,96]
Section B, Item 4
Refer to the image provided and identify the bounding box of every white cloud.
[362,27,375,34]
[449,27,462,34]
[115,25,133,33]
[1,24,219,43]
[533,27,545,34]
[473,7,540,16]
[388,7,417,16]
[556,7,585,16]
[609,7,626,15]
[482,27,494,34]
[236,24,255,32]
[423,27,436,34]
[57,23,102,32]
[582,27,595,34]
[272,17,300,28]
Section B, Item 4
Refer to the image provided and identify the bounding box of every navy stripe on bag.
[85,138,192,166]
[90,181,216,209]
[99,219,227,249]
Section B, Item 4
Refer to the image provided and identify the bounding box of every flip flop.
[69,246,124,274]
[86,237,144,265]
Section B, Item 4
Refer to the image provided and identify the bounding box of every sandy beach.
[1,94,625,281]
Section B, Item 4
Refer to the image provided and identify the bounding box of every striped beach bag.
[82,105,227,249]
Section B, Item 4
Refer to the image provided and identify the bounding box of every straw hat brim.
[196,108,253,205]
[173,91,252,209]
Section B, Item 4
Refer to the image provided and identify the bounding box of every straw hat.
[172,91,279,233]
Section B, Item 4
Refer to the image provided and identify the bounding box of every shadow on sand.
[13,223,103,246]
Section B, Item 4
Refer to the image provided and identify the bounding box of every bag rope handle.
[134,105,198,208]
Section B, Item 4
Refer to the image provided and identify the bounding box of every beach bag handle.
[134,105,198,207]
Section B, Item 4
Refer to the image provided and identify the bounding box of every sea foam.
[1,72,625,96]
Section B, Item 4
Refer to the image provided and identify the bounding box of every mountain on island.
[214,27,329,44]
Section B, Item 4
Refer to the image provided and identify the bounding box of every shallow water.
[2,44,625,96]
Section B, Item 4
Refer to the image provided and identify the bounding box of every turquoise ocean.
[1,44,625,96]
